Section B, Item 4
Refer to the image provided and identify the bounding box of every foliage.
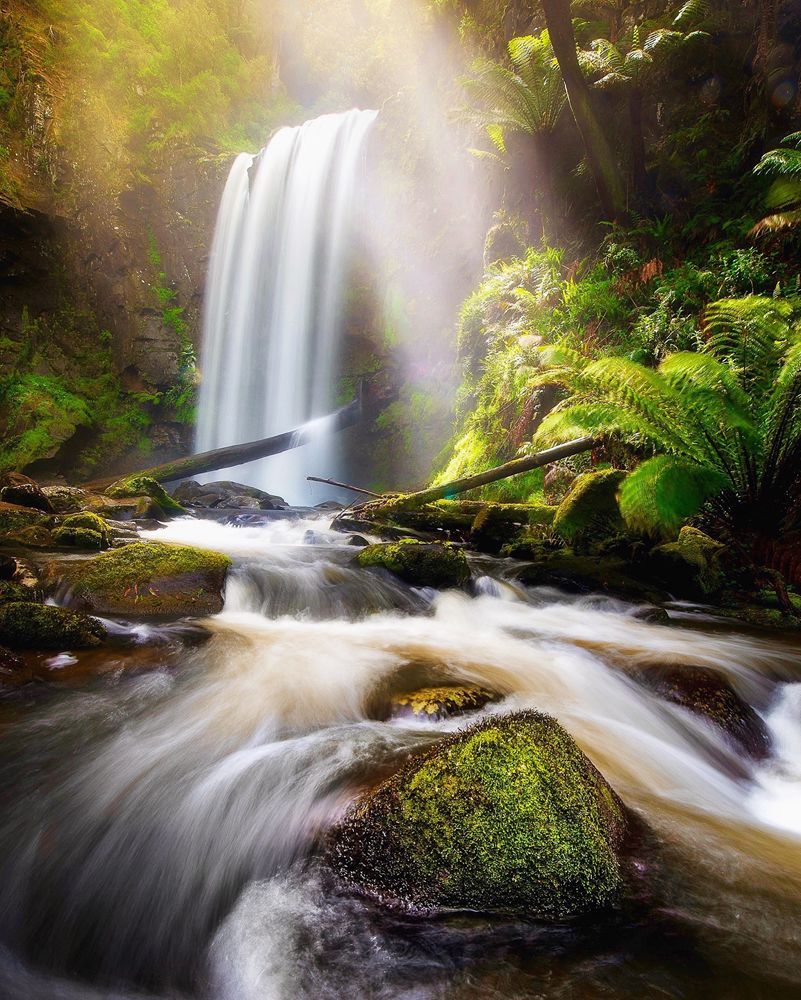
[462,32,565,154]
[752,133,801,237]
[532,296,801,570]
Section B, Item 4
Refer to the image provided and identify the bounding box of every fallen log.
[83,390,365,492]
[351,436,596,514]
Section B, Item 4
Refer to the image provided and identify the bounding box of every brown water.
[1,516,799,1000]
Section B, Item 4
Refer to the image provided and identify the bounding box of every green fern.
[752,135,801,237]
[533,295,801,562]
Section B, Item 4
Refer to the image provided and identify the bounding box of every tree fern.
[532,296,801,571]
[752,135,801,237]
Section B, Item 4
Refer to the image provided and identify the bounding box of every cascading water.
[196,109,377,504]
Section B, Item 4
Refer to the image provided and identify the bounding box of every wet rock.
[345,534,370,547]
[107,475,186,516]
[647,526,726,600]
[5,525,54,548]
[0,644,25,675]
[357,540,470,589]
[635,662,771,759]
[52,512,113,550]
[0,472,37,491]
[516,552,668,604]
[0,483,54,513]
[0,602,106,650]
[40,486,159,521]
[226,495,261,509]
[0,502,52,537]
[553,470,626,551]
[172,480,287,510]
[0,554,17,580]
[631,606,671,625]
[390,684,500,722]
[315,500,344,511]
[60,540,231,618]
[328,711,628,916]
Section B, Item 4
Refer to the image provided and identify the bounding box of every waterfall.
[196,109,378,504]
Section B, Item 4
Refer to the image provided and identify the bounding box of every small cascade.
[196,109,378,503]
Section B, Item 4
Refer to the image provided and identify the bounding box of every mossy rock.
[516,552,669,604]
[647,526,726,599]
[327,711,628,916]
[52,527,104,550]
[391,685,500,722]
[62,541,231,618]
[0,502,52,537]
[53,512,112,550]
[106,476,186,516]
[0,581,40,604]
[5,525,54,549]
[553,470,626,551]
[356,540,470,589]
[0,602,106,650]
[40,486,94,515]
[634,662,771,760]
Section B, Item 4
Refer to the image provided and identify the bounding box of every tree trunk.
[83,393,364,491]
[540,0,627,220]
[356,436,595,512]
[628,86,647,200]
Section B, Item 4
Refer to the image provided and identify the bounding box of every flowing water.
[1,516,801,999]
[195,110,377,503]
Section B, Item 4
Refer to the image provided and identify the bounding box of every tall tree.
[539,0,626,220]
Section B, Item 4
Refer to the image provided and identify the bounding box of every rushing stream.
[1,516,800,999]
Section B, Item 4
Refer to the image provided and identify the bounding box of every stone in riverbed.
[634,662,771,760]
[553,470,626,551]
[356,540,470,589]
[106,475,186,517]
[327,711,627,917]
[391,684,500,722]
[0,602,106,650]
[60,540,231,618]
[0,482,54,513]
[52,512,113,550]
[646,526,726,600]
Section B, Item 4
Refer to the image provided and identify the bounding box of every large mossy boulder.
[357,540,470,589]
[328,711,628,916]
[390,684,500,722]
[634,662,771,759]
[106,475,186,517]
[62,541,231,618]
[647,526,726,599]
[0,602,106,649]
[553,470,626,551]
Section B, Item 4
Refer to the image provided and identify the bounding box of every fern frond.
[753,147,801,179]
[619,455,727,537]
[750,209,801,236]
[673,0,710,30]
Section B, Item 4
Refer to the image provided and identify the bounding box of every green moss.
[0,601,105,649]
[65,540,230,618]
[0,581,38,604]
[0,503,50,536]
[648,526,726,599]
[106,475,186,516]
[391,685,500,721]
[357,540,470,589]
[61,511,111,545]
[329,711,627,916]
[553,470,626,550]
[52,526,104,550]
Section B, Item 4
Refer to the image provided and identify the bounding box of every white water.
[196,110,377,503]
[3,516,801,998]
